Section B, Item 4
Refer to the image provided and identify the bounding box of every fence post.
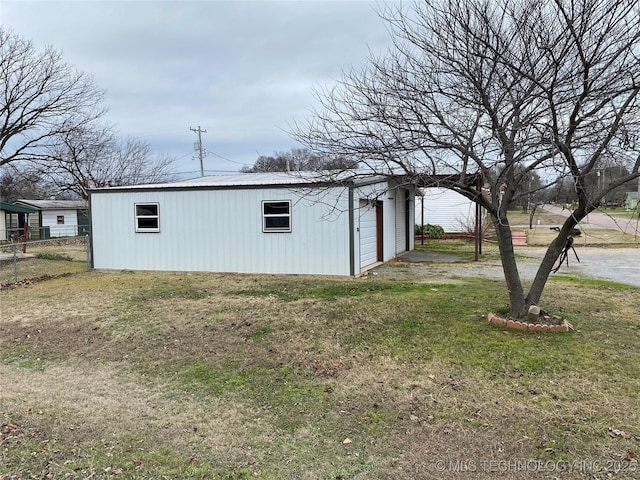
[12,243,18,282]
[85,235,91,269]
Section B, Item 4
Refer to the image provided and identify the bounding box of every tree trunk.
[525,236,565,306]
[525,217,578,307]
[494,219,527,319]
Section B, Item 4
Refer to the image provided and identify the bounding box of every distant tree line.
[240,148,357,173]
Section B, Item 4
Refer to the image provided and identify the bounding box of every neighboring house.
[89,172,416,276]
[623,191,638,210]
[0,202,38,241]
[415,187,476,234]
[14,200,89,238]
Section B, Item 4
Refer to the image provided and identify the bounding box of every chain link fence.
[0,236,91,286]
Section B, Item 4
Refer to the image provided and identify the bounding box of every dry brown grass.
[1,269,639,479]
[0,239,88,285]
[502,208,640,246]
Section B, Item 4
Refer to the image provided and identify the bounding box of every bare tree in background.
[0,170,56,202]
[0,28,105,167]
[294,0,640,319]
[241,148,356,173]
[1,28,176,200]
[38,123,177,199]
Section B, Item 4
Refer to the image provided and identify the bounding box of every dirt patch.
[396,250,462,263]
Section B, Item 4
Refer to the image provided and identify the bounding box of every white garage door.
[359,200,378,269]
[395,189,407,255]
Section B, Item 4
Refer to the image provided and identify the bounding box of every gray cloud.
[2,0,393,176]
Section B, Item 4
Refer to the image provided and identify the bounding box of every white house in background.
[89,172,416,276]
[415,187,476,234]
[14,199,89,238]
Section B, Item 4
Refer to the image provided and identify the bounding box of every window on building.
[262,200,291,232]
[57,215,65,224]
[135,203,160,232]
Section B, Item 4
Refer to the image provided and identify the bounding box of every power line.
[208,151,250,166]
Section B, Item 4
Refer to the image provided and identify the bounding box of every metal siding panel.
[359,200,377,268]
[395,189,407,255]
[381,195,396,261]
[416,188,475,233]
[42,209,79,237]
[91,187,352,275]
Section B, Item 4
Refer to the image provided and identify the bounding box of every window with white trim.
[262,200,291,232]
[135,203,160,232]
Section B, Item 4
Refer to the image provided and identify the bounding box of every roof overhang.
[15,199,87,210]
[88,170,399,194]
[0,202,38,214]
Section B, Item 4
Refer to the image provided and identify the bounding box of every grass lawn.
[503,208,640,247]
[0,239,89,285]
[597,209,640,219]
[1,262,639,479]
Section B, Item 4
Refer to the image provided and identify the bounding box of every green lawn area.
[1,265,639,479]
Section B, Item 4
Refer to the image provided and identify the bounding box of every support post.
[12,243,18,282]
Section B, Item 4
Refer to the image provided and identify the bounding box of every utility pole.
[190,126,207,176]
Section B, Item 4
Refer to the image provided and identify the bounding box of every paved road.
[544,204,640,235]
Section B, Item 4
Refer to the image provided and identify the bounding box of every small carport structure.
[414,174,485,260]
[1,202,38,241]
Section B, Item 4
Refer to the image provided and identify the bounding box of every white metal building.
[89,172,415,276]
[415,187,476,234]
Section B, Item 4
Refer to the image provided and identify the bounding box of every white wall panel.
[358,200,377,269]
[415,188,475,233]
[42,209,79,237]
[395,188,407,255]
[91,186,352,275]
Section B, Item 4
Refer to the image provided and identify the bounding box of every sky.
[1,0,394,178]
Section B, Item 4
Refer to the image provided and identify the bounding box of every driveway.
[377,204,639,287]
[378,246,640,288]
[516,246,640,287]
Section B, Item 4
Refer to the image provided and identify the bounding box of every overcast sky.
[1,0,394,177]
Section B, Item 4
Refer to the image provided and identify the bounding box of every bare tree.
[37,123,177,199]
[0,28,105,167]
[241,148,356,173]
[0,168,56,202]
[294,0,640,319]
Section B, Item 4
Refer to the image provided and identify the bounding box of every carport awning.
[0,202,38,214]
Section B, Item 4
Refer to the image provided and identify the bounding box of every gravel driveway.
[375,246,640,288]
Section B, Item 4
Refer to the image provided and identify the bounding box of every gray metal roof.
[90,170,392,192]
[16,199,88,210]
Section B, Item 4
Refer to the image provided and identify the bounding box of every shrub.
[415,224,445,239]
[425,224,445,238]
[35,252,73,262]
